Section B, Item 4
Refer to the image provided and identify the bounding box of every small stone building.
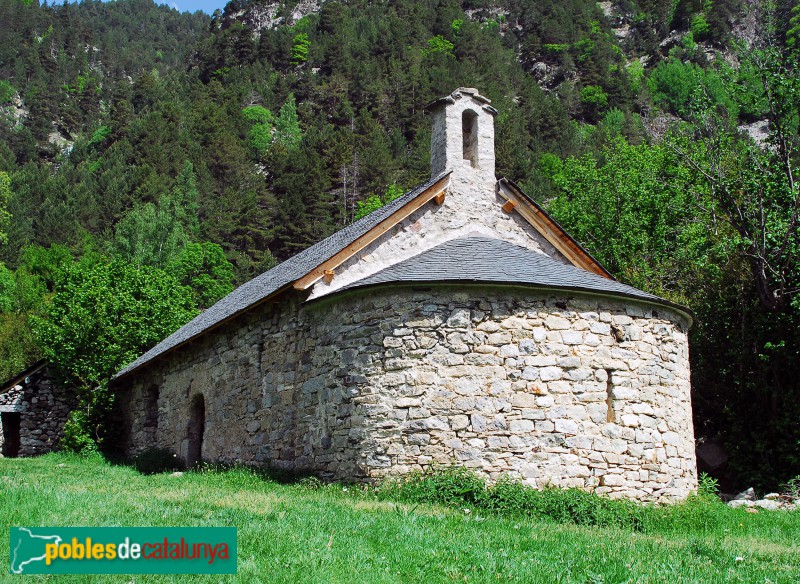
[0,361,77,457]
[113,88,697,501]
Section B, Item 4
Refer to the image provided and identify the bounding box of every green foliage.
[579,85,608,121]
[0,171,12,245]
[0,80,14,104]
[0,312,41,381]
[111,198,189,269]
[647,60,738,119]
[421,35,455,58]
[59,410,99,456]
[690,8,711,41]
[20,244,73,291]
[698,473,720,499]
[242,105,274,156]
[789,3,800,53]
[380,466,639,531]
[450,18,463,36]
[31,259,197,390]
[273,94,302,151]
[381,466,487,507]
[290,32,311,65]
[542,43,570,53]
[166,242,234,309]
[547,137,712,303]
[627,59,645,94]
[600,108,625,136]
[780,475,800,500]
[0,262,13,313]
[353,194,383,221]
[354,183,405,220]
[88,126,112,149]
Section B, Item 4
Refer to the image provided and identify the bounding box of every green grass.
[1,454,798,583]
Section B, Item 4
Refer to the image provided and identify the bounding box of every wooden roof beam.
[293,175,451,291]
[497,181,611,278]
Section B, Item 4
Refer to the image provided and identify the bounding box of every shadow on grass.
[109,447,323,485]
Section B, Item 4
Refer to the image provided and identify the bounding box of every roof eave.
[317,279,695,328]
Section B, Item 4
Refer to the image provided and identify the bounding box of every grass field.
[1,454,798,583]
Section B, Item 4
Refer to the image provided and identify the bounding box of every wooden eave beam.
[497,182,611,278]
[293,175,451,291]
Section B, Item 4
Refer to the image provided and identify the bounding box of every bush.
[132,448,184,474]
[485,477,643,530]
[378,466,644,530]
[647,59,738,119]
[59,410,99,456]
[380,466,486,507]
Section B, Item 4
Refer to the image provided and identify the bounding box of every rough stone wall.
[119,285,696,502]
[0,366,77,457]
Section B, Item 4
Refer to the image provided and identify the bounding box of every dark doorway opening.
[1,412,21,458]
[186,395,205,468]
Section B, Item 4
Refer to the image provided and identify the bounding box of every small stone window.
[462,109,479,167]
[605,370,616,423]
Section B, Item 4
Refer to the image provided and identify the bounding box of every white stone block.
[554,419,579,434]
[540,366,563,381]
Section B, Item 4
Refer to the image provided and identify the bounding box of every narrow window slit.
[605,370,616,423]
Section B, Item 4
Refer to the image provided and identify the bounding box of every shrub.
[484,476,643,530]
[378,467,644,530]
[59,410,99,456]
[379,466,487,507]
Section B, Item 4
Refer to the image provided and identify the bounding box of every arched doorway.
[186,394,205,468]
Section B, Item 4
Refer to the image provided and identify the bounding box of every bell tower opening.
[462,109,478,168]
[427,88,496,180]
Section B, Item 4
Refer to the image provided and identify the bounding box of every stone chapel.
[113,88,697,501]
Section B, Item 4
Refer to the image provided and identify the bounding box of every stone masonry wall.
[0,366,77,457]
[119,285,697,502]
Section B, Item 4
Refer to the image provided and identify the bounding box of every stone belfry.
[427,87,498,186]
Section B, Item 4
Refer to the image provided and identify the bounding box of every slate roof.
[1,359,47,394]
[114,173,450,380]
[338,236,692,320]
